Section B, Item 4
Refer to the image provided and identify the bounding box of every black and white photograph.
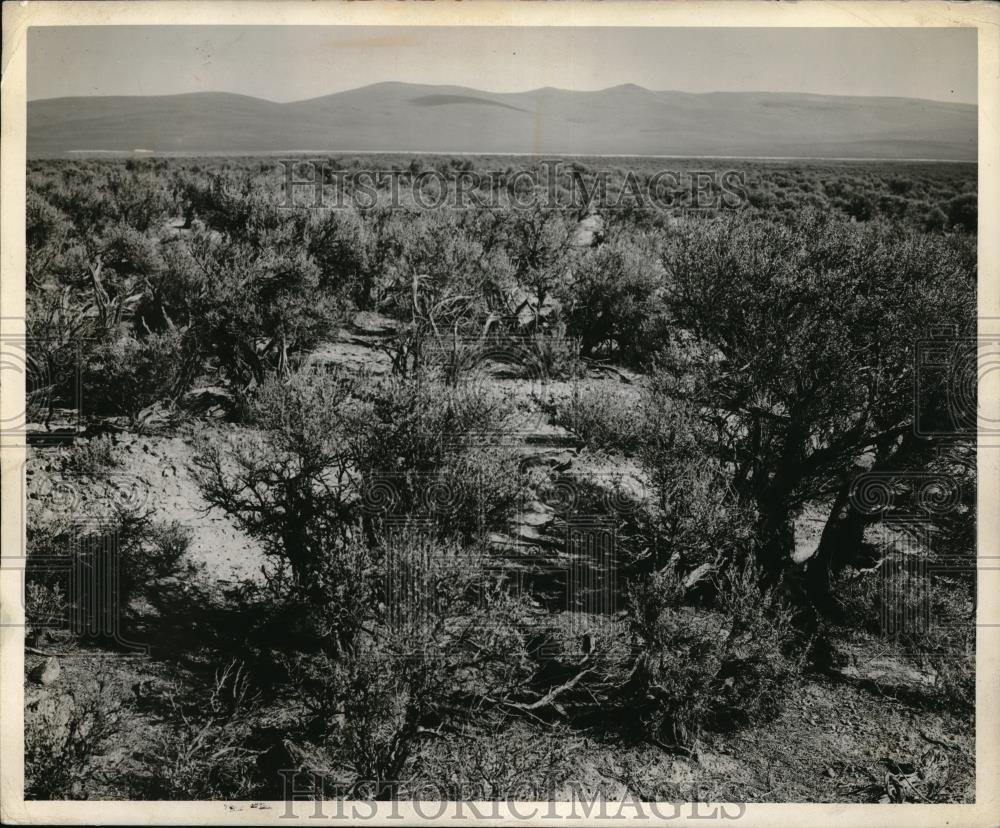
[1,2,997,824]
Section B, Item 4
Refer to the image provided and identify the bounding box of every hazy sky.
[28,26,977,104]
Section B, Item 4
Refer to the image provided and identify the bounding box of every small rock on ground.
[29,656,61,686]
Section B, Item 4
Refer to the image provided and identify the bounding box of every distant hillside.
[27,82,977,160]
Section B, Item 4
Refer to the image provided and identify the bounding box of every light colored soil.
[28,428,268,584]
[118,431,268,583]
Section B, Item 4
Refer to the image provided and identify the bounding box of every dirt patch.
[28,428,267,584]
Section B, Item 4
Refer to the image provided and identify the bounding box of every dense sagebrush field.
[24,155,976,802]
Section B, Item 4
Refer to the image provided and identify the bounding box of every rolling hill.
[26,82,977,160]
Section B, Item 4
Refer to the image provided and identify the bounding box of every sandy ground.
[28,428,268,584]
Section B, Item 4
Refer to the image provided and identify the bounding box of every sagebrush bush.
[426,447,523,541]
[25,677,130,799]
[139,662,261,799]
[284,527,535,795]
[656,209,975,586]
[25,582,68,643]
[355,375,515,471]
[318,642,446,797]
[83,331,187,419]
[26,188,71,288]
[501,206,578,314]
[374,210,511,333]
[193,371,363,589]
[638,388,758,572]
[709,565,803,728]
[523,322,584,381]
[195,371,521,580]
[26,505,194,634]
[277,536,378,657]
[25,580,67,621]
[100,507,196,613]
[414,722,580,800]
[627,568,724,748]
[560,235,666,364]
[60,436,122,477]
[627,561,801,750]
[554,384,646,453]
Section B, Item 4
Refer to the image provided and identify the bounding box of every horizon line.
[43,149,976,163]
[26,81,979,108]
